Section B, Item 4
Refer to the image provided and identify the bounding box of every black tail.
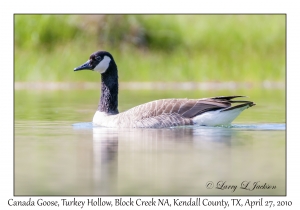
[221,101,255,112]
[209,96,255,112]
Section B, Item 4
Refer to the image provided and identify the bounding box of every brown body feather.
[101,96,255,128]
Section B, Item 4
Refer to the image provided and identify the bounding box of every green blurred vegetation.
[15,15,285,82]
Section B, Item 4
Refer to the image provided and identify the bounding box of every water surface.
[14,88,286,195]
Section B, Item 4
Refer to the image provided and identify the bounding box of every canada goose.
[74,51,255,128]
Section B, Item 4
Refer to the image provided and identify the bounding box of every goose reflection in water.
[90,125,236,195]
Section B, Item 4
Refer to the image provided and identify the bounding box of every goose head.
[74,51,115,74]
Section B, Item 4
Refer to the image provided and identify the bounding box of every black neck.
[98,62,119,114]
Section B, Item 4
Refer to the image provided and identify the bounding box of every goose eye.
[96,56,102,61]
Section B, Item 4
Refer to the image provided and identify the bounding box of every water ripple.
[72,122,286,131]
[230,123,286,131]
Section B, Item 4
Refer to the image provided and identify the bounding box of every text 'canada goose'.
[74,51,255,128]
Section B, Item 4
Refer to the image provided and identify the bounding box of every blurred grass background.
[14,14,285,83]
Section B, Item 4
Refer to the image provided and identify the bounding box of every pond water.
[14,87,286,195]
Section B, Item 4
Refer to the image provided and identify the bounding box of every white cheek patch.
[94,56,111,73]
